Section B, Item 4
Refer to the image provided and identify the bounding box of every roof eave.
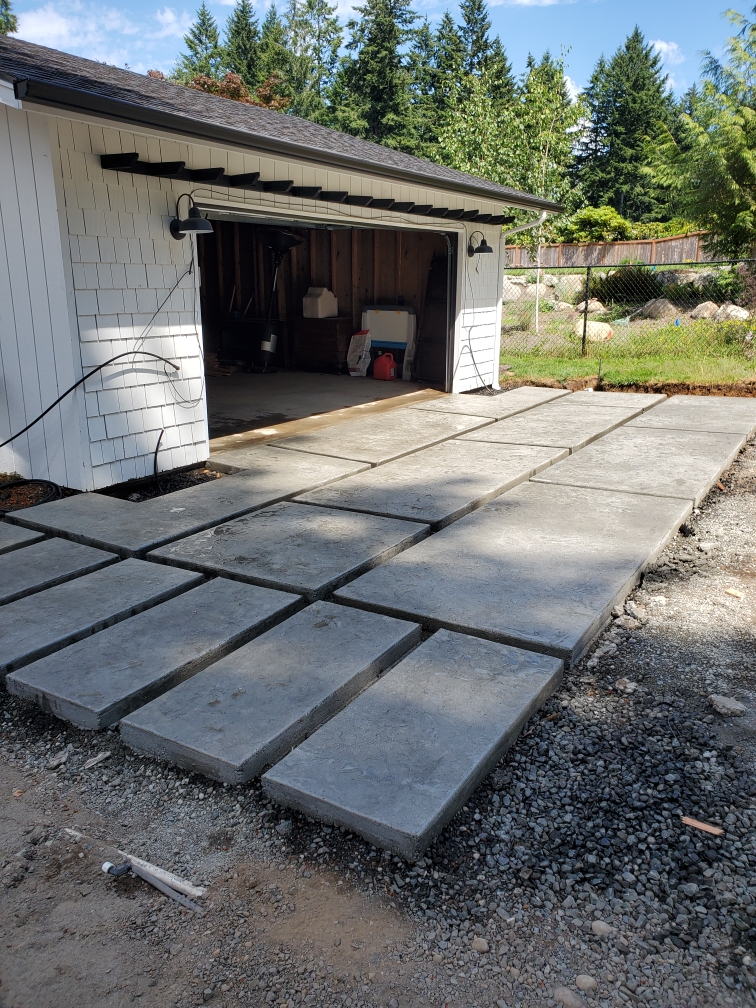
[12,77,564,214]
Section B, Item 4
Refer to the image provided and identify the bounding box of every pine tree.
[173,3,225,81]
[284,0,342,119]
[574,26,675,221]
[485,36,515,108]
[327,0,416,150]
[0,0,18,35]
[459,0,490,76]
[434,12,465,109]
[224,0,260,88]
[407,19,441,159]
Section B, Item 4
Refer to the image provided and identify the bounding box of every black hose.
[153,429,165,495]
[0,352,179,450]
[0,479,61,513]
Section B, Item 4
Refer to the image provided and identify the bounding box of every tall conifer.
[173,2,224,81]
[0,0,18,35]
[224,0,260,88]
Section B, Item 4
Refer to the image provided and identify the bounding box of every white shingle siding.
[1,102,508,490]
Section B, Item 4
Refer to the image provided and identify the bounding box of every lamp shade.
[474,237,494,254]
[170,206,214,240]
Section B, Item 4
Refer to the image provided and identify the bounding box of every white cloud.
[13,1,192,71]
[491,0,576,6]
[652,39,685,66]
[564,74,580,102]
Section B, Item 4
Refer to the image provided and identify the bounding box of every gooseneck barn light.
[170,194,214,240]
[467,231,494,257]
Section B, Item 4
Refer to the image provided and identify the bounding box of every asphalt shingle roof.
[0,36,562,212]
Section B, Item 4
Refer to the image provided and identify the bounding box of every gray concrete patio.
[2,391,755,855]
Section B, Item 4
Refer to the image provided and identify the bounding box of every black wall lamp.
[170,193,214,240]
[467,231,494,257]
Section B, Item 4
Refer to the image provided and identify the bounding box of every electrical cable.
[153,429,165,494]
[0,478,61,513]
[0,351,180,450]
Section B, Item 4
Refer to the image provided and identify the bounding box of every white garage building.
[0,37,560,492]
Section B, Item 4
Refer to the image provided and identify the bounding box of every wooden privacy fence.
[505,232,709,268]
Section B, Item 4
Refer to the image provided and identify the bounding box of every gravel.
[0,436,754,1008]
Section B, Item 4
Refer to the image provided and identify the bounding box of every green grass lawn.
[500,351,756,386]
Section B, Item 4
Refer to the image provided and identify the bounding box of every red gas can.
[373,352,398,381]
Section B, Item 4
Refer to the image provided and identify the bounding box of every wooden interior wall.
[198,222,448,360]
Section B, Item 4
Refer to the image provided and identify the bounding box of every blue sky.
[10,0,736,91]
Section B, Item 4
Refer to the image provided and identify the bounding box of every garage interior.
[197,219,455,440]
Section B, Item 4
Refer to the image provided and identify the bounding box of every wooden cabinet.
[289,316,355,373]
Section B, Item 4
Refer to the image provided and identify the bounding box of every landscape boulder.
[554,275,585,302]
[573,319,613,342]
[690,301,719,320]
[553,301,576,313]
[714,302,750,321]
[639,297,677,320]
[502,278,523,302]
[575,298,605,314]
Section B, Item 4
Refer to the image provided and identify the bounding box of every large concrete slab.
[334,482,692,664]
[0,537,118,605]
[531,426,746,506]
[8,448,369,557]
[7,579,301,729]
[262,630,563,859]
[563,390,666,411]
[148,502,428,600]
[120,602,421,783]
[409,386,571,419]
[0,559,203,679]
[295,441,567,529]
[271,408,494,466]
[0,522,44,556]
[626,394,756,435]
[457,399,644,453]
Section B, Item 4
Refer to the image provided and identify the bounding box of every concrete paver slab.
[0,559,203,679]
[334,482,691,664]
[7,579,301,729]
[295,441,567,528]
[8,448,368,557]
[120,602,421,783]
[457,400,644,453]
[0,522,44,556]
[271,408,493,466]
[626,394,756,435]
[148,502,428,600]
[563,390,666,410]
[0,537,118,605]
[409,386,570,419]
[262,629,562,858]
[531,426,745,506]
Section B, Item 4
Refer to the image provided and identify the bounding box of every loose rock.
[708,694,746,715]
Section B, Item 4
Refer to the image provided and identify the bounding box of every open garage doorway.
[197,220,455,440]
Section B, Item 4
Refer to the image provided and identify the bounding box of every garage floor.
[3,392,755,857]
[206,371,434,439]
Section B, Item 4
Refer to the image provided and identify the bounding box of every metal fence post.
[581,265,592,357]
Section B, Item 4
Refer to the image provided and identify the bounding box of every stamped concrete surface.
[457,399,645,453]
[295,441,567,528]
[0,537,118,605]
[0,521,44,556]
[531,426,746,505]
[8,448,368,557]
[120,602,421,783]
[563,390,667,410]
[262,629,563,858]
[148,502,428,599]
[6,579,301,730]
[271,408,493,466]
[409,386,570,419]
[626,393,756,435]
[335,482,692,664]
[0,559,203,679]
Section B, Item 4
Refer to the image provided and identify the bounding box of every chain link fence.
[500,261,756,382]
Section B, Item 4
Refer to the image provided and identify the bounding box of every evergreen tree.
[326,0,416,150]
[407,20,442,158]
[0,0,18,35]
[485,36,516,108]
[459,0,491,76]
[173,3,225,81]
[258,5,290,81]
[224,0,260,89]
[284,0,342,119]
[574,26,675,220]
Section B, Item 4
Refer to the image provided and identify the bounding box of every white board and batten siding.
[1,100,509,490]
